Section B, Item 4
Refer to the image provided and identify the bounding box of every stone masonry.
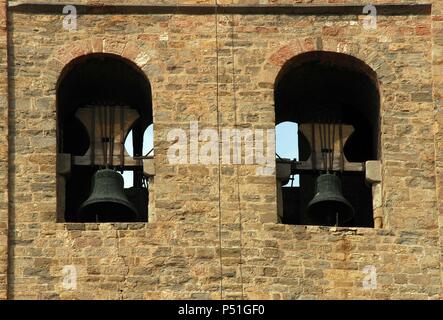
[0,0,442,299]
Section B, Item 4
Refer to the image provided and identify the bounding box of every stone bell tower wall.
[0,1,442,299]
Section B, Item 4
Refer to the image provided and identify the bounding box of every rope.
[317,115,339,173]
[215,0,224,300]
[91,105,96,166]
[311,122,316,173]
[109,105,115,167]
[328,120,332,171]
[331,117,336,173]
[319,121,327,172]
[339,121,344,172]
[120,106,125,168]
[98,105,106,168]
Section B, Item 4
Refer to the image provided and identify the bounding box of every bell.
[78,169,138,222]
[307,173,354,226]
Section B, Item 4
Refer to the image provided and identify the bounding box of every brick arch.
[45,38,155,88]
[262,37,395,86]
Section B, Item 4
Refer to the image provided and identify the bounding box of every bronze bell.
[78,169,138,222]
[307,173,354,226]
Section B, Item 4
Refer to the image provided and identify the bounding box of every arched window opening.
[275,51,380,228]
[56,53,153,223]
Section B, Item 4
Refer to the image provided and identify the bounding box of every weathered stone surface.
[0,1,442,300]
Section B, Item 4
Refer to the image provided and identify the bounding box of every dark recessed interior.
[275,51,380,227]
[57,54,152,222]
